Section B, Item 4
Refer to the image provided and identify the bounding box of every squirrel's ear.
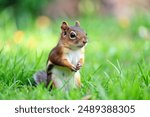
[75,21,80,27]
[61,22,69,31]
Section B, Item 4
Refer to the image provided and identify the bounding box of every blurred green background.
[0,0,149,99]
[0,0,149,52]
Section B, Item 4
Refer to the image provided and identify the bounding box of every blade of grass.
[138,63,148,86]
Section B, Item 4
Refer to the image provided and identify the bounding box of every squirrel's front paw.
[76,63,82,70]
[70,63,82,72]
[70,65,77,72]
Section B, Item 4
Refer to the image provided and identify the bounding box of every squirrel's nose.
[83,40,87,44]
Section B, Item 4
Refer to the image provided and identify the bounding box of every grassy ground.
[0,14,150,99]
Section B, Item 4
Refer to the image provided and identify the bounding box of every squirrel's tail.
[33,71,47,85]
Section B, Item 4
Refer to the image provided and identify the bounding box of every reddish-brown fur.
[34,21,87,90]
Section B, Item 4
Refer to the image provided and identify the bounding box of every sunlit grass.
[0,14,150,99]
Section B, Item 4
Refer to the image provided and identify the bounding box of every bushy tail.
[33,71,47,85]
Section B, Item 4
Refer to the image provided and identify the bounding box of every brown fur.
[34,21,87,90]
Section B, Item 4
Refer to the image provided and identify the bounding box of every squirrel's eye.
[70,31,76,39]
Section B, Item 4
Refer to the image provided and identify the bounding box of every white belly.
[51,66,80,91]
[51,50,82,91]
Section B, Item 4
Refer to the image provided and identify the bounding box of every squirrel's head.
[60,21,87,49]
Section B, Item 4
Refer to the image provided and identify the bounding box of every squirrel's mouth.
[77,45,83,48]
[77,44,86,48]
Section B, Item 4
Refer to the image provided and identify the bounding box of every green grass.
[0,14,150,99]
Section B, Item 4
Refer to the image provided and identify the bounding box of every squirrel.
[33,21,87,91]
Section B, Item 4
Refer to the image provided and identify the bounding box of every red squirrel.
[33,21,87,91]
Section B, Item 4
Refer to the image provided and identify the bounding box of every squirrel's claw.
[70,63,82,72]
[76,63,82,70]
[71,65,77,72]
